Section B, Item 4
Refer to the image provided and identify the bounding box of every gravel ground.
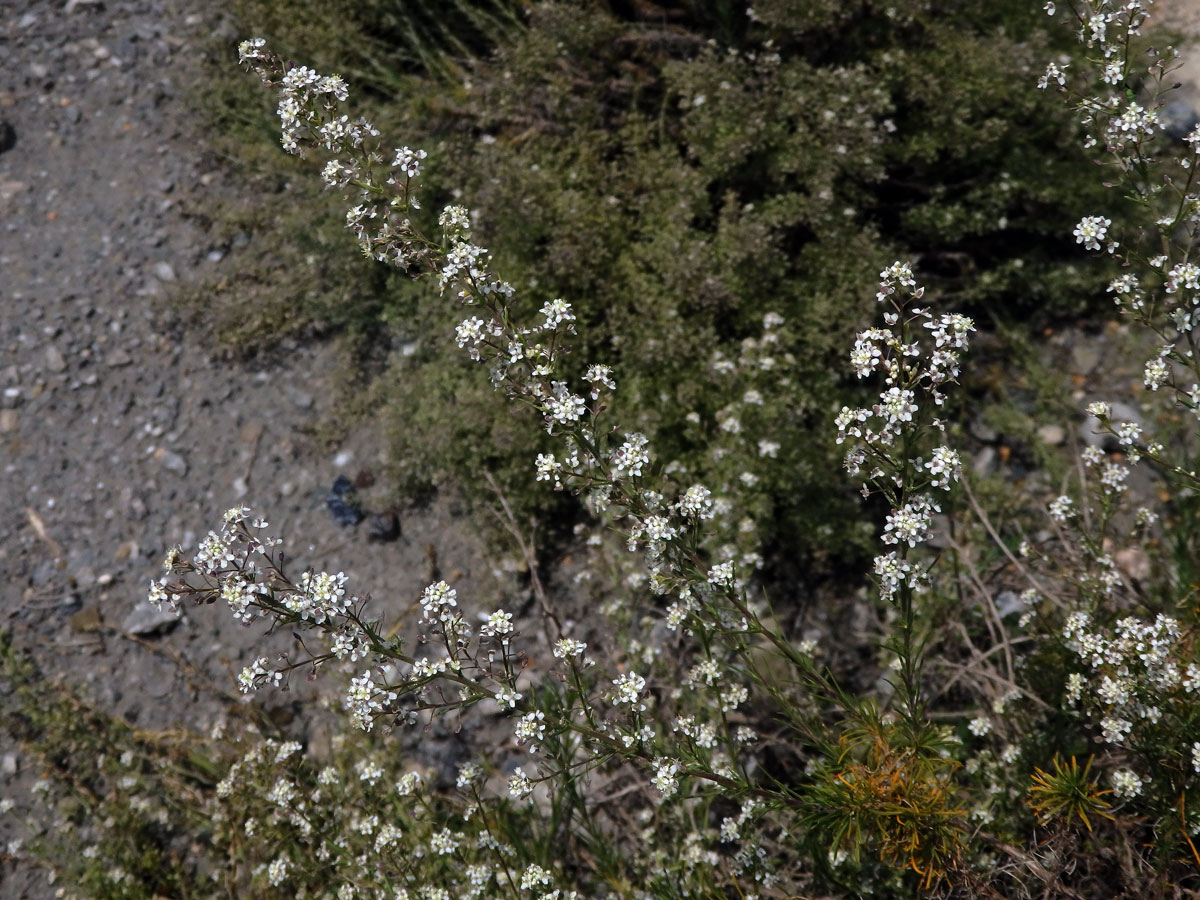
[0,3,492,893]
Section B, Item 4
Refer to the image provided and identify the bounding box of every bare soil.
[0,3,492,894]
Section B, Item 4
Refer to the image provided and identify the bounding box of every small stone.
[968,418,998,443]
[367,512,400,542]
[58,593,82,613]
[1070,344,1100,375]
[155,447,188,475]
[286,387,314,410]
[1036,424,1065,446]
[114,540,137,560]
[326,475,364,527]
[69,605,103,632]
[0,409,16,432]
[152,261,176,282]
[106,348,133,367]
[971,446,996,476]
[96,572,114,586]
[0,179,26,205]
[232,476,248,497]
[239,421,264,443]
[1116,547,1150,582]
[1,753,17,776]
[123,602,181,636]
[45,345,67,372]
[994,591,1023,618]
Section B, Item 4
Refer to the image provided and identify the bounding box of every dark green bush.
[192,0,1120,572]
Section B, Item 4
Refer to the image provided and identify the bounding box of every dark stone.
[325,475,364,527]
[1163,99,1199,141]
[367,512,400,542]
[0,121,14,155]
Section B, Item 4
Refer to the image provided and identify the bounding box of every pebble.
[45,345,67,372]
[0,409,16,432]
[122,601,181,636]
[151,261,176,282]
[287,387,314,410]
[367,512,400,542]
[1035,423,1065,446]
[971,446,996,476]
[1070,344,1100,374]
[326,474,364,527]
[69,605,102,632]
[155,447,188,475]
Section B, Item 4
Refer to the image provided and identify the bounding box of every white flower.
[494,687,522,710]
[553,638,588,659]
[611,434,650,477]
[520,865,553,891]
[612,672,647,708]
[514,711,547,749]
[429,827,460,855]
[1110,768,1142,799]
[392,146,427,178]
[420,580,458,622]
[876,386,917,424]
[508,767,534,798]
[1073,216,1110,252]
[651,759,680,797]
[967,717,992,737]
[677,484,714,519]
[924,446,960,489]
[540,298,576,328]
[1144,357,1169,391]
[482,609,514,637]
[438,204,470,231]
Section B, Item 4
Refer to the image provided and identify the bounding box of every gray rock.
[123,601,181,636]
[968,418,998,443]
[45,345,67,372]
[156,447,188,475]
[1070,344,1100,374]
[286,387,314,410]
[971,446,996,476]
[1036,423,1065,446]
[151,261,176,282]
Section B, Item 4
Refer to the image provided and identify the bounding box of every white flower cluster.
[345,670,396,732]
[1073,216,1112,253]
[1062,611,1186,748]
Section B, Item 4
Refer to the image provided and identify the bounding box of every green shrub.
[186,0,1120,574]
